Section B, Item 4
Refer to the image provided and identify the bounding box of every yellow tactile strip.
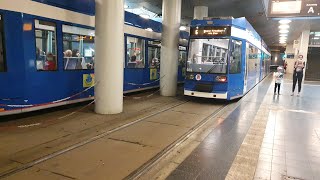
[226,105,270,180]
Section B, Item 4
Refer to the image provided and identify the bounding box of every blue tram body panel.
[0,6,188,115]
[0,10,26,109]
[184,17,271,100]
[32,0,95,16]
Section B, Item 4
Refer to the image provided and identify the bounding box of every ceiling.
[125,0,320,47]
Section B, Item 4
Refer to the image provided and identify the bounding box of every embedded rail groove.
[125,103,229,180]
[0,100,189,179]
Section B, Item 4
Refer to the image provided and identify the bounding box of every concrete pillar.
[95,0,124,114]
[285,43,295,74]
[160,0,182,96]
[298,28,310,79]
[194,6,208,20]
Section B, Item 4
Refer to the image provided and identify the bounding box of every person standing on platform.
[274,66,283,95]
[291,55,305,96]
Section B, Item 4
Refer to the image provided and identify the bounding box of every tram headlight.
[186,74,195,80]
[215,75,227,82]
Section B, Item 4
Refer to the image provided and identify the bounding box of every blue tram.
[184,17,271,100]
[0,1,188,115]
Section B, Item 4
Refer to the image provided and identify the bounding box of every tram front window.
[187,38,229,74]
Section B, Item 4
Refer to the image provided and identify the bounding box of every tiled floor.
[166,75,320,180]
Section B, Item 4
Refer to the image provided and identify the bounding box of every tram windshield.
[187,38,229,74]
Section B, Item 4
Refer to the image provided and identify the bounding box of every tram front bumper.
[184,90,227,99]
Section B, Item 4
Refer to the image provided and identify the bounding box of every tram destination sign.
[268,0,320,18]
[190,26,231,37]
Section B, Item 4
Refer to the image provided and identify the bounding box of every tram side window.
[35,20,57,71]
[126,36,145,68]
[0,15,6,72]
[148,41,161,68]
[229,40,242,74]
[62,25,95,70]
[247,44,259,73]
[179,46,187,67]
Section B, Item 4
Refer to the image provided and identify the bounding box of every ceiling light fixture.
[279,19,292,24]
[139,14,150,19]
[124,4,129,9]
[279,34,288,37]
[279,29,289,34]
[279,24,290,29]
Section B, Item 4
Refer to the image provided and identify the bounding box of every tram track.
[0,99,229,179]
[125,103,229,180]
[0,100,189,179]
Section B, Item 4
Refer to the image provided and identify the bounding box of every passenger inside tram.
[44,53,56,71]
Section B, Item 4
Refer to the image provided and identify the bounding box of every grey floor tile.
[254,168,271,180]
[270,171,285,180]
[196,168,228,180]
[166,169,197,180]
[271,163,287,174]
[176,157,204,177]
[286,165,313,180]
[256,160,272,171]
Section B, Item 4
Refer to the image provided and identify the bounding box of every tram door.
[229,39,244,98]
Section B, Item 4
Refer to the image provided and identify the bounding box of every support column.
[160,0,182,96]
[95,0,124,114]
[193,6,208,20]
[298,28,310,80]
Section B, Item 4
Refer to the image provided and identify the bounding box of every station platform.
[162,75,320,180]
[0,75,319,180]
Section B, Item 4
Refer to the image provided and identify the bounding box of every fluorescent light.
[279,25,290,29]
[314,37,320,40]
[124,4,129,9]
[279,19,292,24]
[139,14,150,19]
[279,29,289,34]
[279,34,288,37]
[179,26,187,31]
[145,28,153,32]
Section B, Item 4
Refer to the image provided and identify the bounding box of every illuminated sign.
[190,26,231,37]
[268,0,320,18]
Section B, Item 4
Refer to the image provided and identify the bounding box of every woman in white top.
[291,55,305,96]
